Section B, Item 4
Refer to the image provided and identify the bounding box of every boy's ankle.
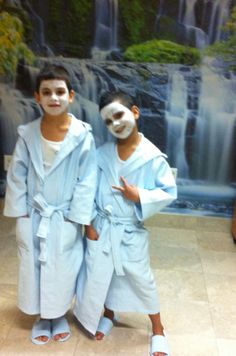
[104,309,114,321]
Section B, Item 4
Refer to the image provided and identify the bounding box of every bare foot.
[34,335,50,343]
[52,332,70,341]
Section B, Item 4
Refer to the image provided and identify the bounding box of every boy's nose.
[113,120,121,127]
[51,93,58,100]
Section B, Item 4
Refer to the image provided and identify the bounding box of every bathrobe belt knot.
[97,206,141,277]
[29,193,70,262]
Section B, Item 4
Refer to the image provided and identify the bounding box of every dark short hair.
[99,90,135,111]
[35,64,72,93]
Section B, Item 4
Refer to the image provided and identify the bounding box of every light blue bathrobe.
[4,114,97,319]
[74,134,177,335]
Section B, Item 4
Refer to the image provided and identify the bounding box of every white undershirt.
[41,135,63,173]
[115,145,125,173]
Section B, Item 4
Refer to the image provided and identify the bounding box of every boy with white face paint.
[4,64,97,345]
[74,90,177,356]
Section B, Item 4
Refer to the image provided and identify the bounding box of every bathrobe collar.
[97,134,166,214]
[97,133,166,184]
[18,114,90,180]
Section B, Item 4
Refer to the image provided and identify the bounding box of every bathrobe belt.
[28,193,70,263]
[97,207,141,277]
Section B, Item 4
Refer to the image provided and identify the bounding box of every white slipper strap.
[151,333,169,355]
[97,316,114,336]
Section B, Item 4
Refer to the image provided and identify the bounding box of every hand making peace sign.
[112,176,140,203]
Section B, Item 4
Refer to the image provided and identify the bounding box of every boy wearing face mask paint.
[73,90,177,356]
[3,64,97,345]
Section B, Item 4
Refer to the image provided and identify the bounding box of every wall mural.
[0,0,236,217]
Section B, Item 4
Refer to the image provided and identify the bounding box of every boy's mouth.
[114,125,126,133]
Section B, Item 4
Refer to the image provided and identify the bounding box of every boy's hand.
[85,225,99,240]
[112,176,140,203]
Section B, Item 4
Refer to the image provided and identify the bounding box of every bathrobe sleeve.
[4,137,29,217]
[135,156,177,221]
[67,132,97,225]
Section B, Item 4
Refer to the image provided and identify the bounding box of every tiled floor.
[1,198,236,355]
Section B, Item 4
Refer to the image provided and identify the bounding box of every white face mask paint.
[100,102,136,139]
[38,80,71,116]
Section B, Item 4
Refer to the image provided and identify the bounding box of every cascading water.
[91,0,118,60]
[158,0,232,48]
[193,67,236,183]
[206,0,231,44]
[166,70,189,178]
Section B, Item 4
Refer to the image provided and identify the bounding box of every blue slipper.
[96,314,119,337]
[31,319,51,345]
[51,316,71,342]
[149,331,169,356]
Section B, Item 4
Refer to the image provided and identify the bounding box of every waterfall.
[91,0,119,59]
[178,0,185,22]
[183,0,197,26]
[193,67,236,183]
[155,0,165,30]
[206,0,231,44]
[22,0,53,55]
[159,0,232,48]
[166,70,189,178]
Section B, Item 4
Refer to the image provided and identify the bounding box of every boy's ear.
[69,89,75,103]
[131,105,139,120]
[34,92,40,103]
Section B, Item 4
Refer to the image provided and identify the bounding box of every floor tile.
[199,249,236,276]
[154,269,208,303]
[169,335,218,356]
[1,202,236,355]
[210,304,236,339]
[160,301,215,338]
[197,230,236,253]
[151,245,203,273]
[217,338,236,356]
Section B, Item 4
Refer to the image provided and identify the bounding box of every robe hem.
[104,304,160,315]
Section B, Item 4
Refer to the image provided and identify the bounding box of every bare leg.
[95,307,114,341]
[148,313,167,356]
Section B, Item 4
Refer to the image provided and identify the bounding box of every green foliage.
[123,39,201,65]
[119,0,157,48]
[0,11,34,78]
[204,6,236,70]
[47,0,93,57]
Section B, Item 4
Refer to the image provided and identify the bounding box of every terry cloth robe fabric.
[4,114,97,319]
[73,133,177,335]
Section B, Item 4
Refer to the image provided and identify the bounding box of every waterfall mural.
[0,0,236,217]
[92,0,119,59]
[157,0,233,48]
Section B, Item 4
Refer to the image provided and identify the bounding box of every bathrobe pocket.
[16,217,32,251]
[60,220,78,252]
[85,237,99,273]
[121,226,148,262]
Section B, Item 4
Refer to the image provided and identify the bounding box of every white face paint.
[100,102,136,139]
[38,80,71,116]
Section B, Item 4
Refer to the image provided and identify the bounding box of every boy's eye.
[113,111,124,120]
[40,88,67,96]
[56,88,67,96]
[41,89,51,96]
[105,119,113,126]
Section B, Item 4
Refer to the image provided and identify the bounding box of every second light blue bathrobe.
[74,134,177,335]
[4,114,97,319]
